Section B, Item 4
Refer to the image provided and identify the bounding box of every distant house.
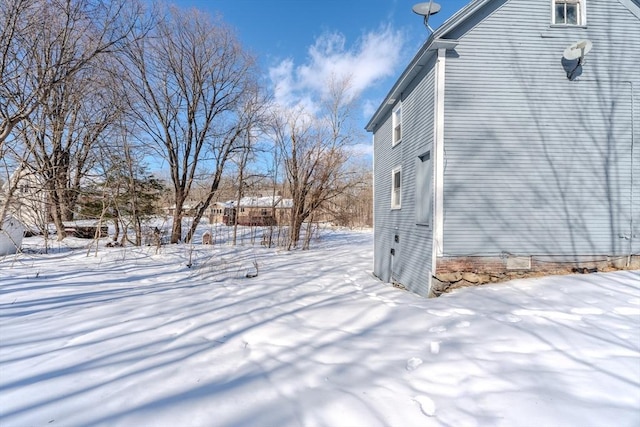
[163,202,203,217]
[0,171,48,232]
[208,202,227,224]
[366,0,640,296]
[216,196,293,226]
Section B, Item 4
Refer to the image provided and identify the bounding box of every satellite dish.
[562,39,592,80]
[412,1,441,33]
[412,1,442,16]
[563,39,593,60]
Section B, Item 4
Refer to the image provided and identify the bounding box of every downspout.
[430,47,447,290]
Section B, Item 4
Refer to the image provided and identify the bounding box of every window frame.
[551,0,586,26]
[391,166,402,210]
[415,150,432,226]
[392,103,402,146]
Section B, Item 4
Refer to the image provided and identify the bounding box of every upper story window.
[392,104,402,146]
[391,166,402,209]
[553,0,586,26]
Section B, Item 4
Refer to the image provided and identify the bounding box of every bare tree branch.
[122,5,261,243]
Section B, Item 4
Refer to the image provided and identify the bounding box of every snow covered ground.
[1,228,639,427]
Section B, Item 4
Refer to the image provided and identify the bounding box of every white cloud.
[351,142,373,158]
[362,99,379,121]
[269,25,404,111]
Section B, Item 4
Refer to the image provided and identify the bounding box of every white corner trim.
[432,48,446,270]
[618,0,640,19]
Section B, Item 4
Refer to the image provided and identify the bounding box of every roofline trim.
[618,0,640,19]
[365,0,492,132]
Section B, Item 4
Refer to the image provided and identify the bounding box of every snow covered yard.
[1,229,639,427]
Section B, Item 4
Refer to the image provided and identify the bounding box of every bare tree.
[185,85,269,244]
[1,0,148,242]
[17,56,123,240]
[90,143,163,247]
[271,77,358,249]
[231,133,251,246]
[323,163,372,228]
[123,6,261,243]
[0,0,145,149]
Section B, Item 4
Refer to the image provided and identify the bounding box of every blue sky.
[175,0,470,145]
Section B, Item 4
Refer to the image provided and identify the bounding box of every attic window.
[553,0,585,26]
[392,104,402,146]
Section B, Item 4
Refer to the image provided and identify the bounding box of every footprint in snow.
[428,325,447,333]
[344,275,362,290]
[452,308,475,315]
[406,357,423,371]
[366,292,396,307]
[427,309,453,317]
[614,307,640,315]
[490,313,522,323]
[414,395,436,417]
[570,307,604,315]
[455,320,471,328]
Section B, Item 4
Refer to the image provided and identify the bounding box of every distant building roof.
[223,196,293,209]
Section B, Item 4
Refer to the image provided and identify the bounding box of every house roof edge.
[364,0,493,132]
[617,0,640,19]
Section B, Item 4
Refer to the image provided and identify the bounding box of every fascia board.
[365,0,491,132]
[618,0,640,19]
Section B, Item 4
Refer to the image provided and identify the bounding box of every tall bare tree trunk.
[171,190,186,244]
[122,6,260,245]
[47,181,66,241]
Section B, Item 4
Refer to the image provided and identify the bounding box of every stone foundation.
[430,255,640,297]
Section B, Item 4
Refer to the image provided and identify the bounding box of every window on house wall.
[415,151,432,225]
[553,0,585,25]
[391,166,402,209]
[392,104,402,146]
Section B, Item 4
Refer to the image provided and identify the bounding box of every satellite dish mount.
[412,1,442,33]
[562,39,593,80]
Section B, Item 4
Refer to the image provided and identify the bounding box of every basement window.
[552,0,586,26]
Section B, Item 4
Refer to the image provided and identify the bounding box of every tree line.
[0,0,371,250]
